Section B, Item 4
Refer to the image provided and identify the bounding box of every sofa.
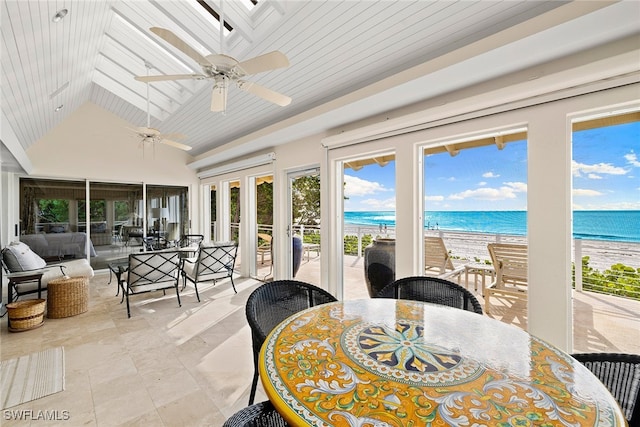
[20,232,97,260]
[2,241,94,303]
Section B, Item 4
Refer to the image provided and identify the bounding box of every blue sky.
[344,122,639,212]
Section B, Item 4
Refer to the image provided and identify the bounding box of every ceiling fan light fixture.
[52,9,68,23]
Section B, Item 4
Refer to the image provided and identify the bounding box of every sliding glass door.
[18,178,188,270]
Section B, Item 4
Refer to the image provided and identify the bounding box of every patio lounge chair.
[424,236,464,281]
[256,233,272,265]
[484,243,528,314]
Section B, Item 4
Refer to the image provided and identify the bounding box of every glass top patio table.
[259,298,625,426]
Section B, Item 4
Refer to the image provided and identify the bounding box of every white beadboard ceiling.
[2,0,639,172]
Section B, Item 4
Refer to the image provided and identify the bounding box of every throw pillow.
[2,241,47,272]
[49,225,66,233]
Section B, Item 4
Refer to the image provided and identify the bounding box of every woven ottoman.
[47,276,89,318]
[6,299,46,332]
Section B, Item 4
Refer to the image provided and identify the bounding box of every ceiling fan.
[134,5,291,113]
[129,62,192,153]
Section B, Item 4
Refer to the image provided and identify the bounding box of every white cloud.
[361,197,396,210]
[587,173,602,179]
[504,182,527,192]
[344,175,391,197]
[625,151,640,167]
[425,195,444,202]
[482,172,499,178]
[573,188,604,197]
[572,160,627,177]
[478,181,487,186]
[448,182,526,201]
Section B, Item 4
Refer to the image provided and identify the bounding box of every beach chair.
[257,233,272,265]
[424,236,464,282]
[484,243,528,314]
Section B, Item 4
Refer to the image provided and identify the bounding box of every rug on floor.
[1,346,65,409]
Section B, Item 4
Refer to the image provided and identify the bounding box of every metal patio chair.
[121,250,181,318]
[181,242,238,301]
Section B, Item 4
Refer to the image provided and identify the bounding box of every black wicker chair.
[245,280,337,405]
[375,276,483,315]
[572,352,640,425]
[223,401,289,427]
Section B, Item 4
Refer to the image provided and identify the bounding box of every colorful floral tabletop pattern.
[259,299,624,427]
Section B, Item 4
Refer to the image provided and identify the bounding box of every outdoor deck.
[89,242,639,354]
[285,253,640,355]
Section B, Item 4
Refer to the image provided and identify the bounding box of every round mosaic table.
[259,299,625,426]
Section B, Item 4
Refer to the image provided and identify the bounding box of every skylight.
[194,0,233,33]
[238,0,258,11]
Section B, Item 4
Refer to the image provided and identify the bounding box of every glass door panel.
[256,175,273,280]
[146,185,189,250]
[423,134,528,327]
[343,157,395,299]
[88,182,143,269]
[288,168,320,284]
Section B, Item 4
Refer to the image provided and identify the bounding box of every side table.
[108,259,129,299]
[6,269,46,304]
[47,276,89,318]
[464,263,496,293]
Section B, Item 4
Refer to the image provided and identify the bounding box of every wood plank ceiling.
[2,0,575,160]
[3,0,640,177]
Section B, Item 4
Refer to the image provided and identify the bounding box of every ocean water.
[344,210,640,243]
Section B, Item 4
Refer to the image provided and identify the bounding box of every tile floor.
[2,272,265,426]
[2,262,639,426]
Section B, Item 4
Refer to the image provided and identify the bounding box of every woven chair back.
[375,275,483,314]
[572,352,640,425]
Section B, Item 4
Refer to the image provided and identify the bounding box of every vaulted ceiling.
[2,1,639,174]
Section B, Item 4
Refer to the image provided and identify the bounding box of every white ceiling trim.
[1,111,33,174]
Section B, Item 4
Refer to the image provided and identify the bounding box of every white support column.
[395,141,421,278]
[527,110,573,352]
[242,176,258,278]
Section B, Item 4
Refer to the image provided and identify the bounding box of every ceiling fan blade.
[160,139,192,151]
[237,81,291,107]
[138,127,160,135]
[211,86,226,112]
[236,51,289,75]
[150,27,211,67]
[135,74,204,82]
[161,133,187,140]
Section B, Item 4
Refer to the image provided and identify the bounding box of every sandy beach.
[344,226,640,271]
[441,231,640,271]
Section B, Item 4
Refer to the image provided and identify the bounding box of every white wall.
[205,83,638,353]
[21,102,201,234]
